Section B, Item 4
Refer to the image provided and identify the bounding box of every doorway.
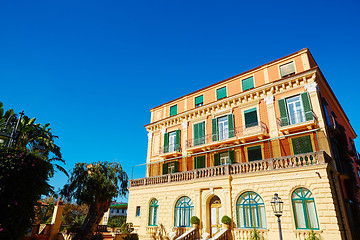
[210,196,222,237]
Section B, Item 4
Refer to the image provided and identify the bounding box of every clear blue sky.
[1,0,359,200]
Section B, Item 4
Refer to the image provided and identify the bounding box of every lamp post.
[271,193,284,240]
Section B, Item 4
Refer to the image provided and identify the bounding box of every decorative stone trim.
[264,95,274,105]
[181,122,188,129]
[146,71,317,132]
[160,128,166,134]
[305,82,318,93]
[147,132,152,140]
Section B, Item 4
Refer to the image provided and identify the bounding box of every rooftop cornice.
[146,68,318,132]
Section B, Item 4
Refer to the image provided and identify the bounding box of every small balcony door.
[287,95,304,125]
[210,196,222,237]
[218,116,229,140]
[168,131,177,152]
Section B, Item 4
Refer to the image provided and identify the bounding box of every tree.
[61,162,128,240]
[62,201,89,227]
[107,215,126,231]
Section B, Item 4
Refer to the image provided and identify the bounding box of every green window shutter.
[217,87,227,100]
[163,133,169,153]
[212,118,218,141]
[163,162,168,174]
[242,77,254,91]
[278,99,290,126]
[194,156,206,169]
[174,161,179,172]
[244,108,258,128]
[228,114,234,137]
[214,153,220,166]
[193,123,199,146]
[292,135,313,155]
[301,92,313,121]
[199,122,205,144]
[229,150,235,164]
[247,145,262,161]
[195,95,203,106]
[175,130,181,151]
[170,105,178,116]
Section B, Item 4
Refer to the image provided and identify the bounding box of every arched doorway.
[210,196,222,236]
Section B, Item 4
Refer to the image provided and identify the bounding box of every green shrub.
[305,229,320,240]
[190,216,200,225]
[107,215,126,229]
[250,227,264,240]
[221,215,231,224]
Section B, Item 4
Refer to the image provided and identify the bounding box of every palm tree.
[61,161,128,240]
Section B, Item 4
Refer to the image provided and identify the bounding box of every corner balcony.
[277,110,318,135]
[160,144,181,157]
[129,151,331,188]
[186,122,268,151]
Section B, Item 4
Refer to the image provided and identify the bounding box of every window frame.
[279,61,296,78]
[193,121,206,146]
[216,86,227,100]
[136,206,141,217]
[236,191,266,229]
[243,107,259,128]
[290,134,315,155]
[148,198,159,226]
[246,145,263,162]
[195,95,204,107]
[241,76,255,91]
[292,188,320,230]
[170,105,178,117]
[174,196,194,227]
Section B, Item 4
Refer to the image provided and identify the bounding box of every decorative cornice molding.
[146,70,317,132]
[160,128,166,134]
[305,82,318,93]
[264,95,274,106]
[147,132,152,140]
[182,122,188,129]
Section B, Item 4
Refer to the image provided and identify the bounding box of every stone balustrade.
[233,228,268,240]
[130,151,330,188]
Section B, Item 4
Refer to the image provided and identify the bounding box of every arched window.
[149,198,159,226]
[175,196,194,227]
[292,188,319,229]
[236,192,266,228]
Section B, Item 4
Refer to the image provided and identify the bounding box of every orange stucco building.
[128,49,360,240]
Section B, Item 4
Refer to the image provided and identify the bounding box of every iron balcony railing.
[277,110,317,128]
[186,122,268,148]
[160,143,181,154]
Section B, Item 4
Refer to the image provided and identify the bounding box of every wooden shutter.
[170,105,177,116]
[278,99,290,126]
[247,145,262,161]
[193,123,199,146]
[217,87,227,100]
[292,135,313,154]
[175,130,181,151]
[212,118,218,141]
[244,108,258,127]
[162,162,168,174]
[301,92,313,121]
[174,161,179,172]
[195,95,203,106]
[242,77,254,91]
[163,133,169,153]
[199,122,205,144]
[228,114,234,137]
[214,153,220,166]
[194,156,206,169]
[229,150,235,164]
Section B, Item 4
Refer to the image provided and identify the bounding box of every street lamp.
[271,193,284,240]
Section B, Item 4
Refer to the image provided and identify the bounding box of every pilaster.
[264,95,281,157]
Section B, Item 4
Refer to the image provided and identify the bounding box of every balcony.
[277,110,317,134]
[160,143,181,156]
[129,151,331,188]
[186,122,268,149]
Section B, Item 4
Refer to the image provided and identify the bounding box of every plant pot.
[222,224,230,230]
[192,223,199,229]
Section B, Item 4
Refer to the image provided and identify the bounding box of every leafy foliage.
[0,148,53,240]
[221,215,231,225]
[62,201,89,227]
[305,229,320,240]
[61,161,128,240]
[34,196,57,224]
[107,216,126,229]
[190,216,200,225]
[250,227,264,240]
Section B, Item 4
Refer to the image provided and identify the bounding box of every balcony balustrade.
[186,122,268,148]
[130,151,331,188]
[277,110,317,128]
[160,143,181,155]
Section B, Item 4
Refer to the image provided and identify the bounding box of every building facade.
[127,49,360,240]
[101,202,128,225]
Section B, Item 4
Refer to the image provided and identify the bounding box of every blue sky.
[1,0,359,200]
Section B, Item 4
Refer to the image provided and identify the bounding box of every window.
[136,206,141,217]
[242,77,254,91]
[117,209,119,213]
[292,135,313,155]
[162,161,179,174]
[149,199,159,226]
[194,155,206,169]
[193,122,205,146]
[244,108,258,128]
[322,99,331,126]
[292,188,319,230]
[163,130,180,153]
[280,62,295,78]
[175,196,194,227]
[195,95,204,107]
[247,145,262,161]
[170,105,177,116]
[278,92,313,127]
[236,192,266,229]
[217,87,227,100]
[214,150,235,166]
[212,114,234,141]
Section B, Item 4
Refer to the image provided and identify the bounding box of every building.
[101,202,128,225]
[127,49,360,240]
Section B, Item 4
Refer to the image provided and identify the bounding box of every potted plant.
[221,215,231,229]
[305,229,320,240]
[190,216,200,228]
